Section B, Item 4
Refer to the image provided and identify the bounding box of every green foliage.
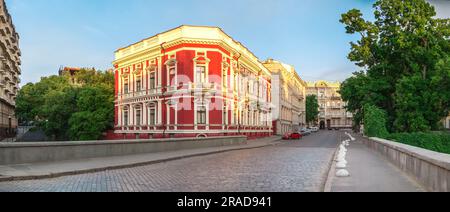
[39,87,79,140]
[387,132,450,154]
[305,95,319,125]
[340,0,450,133]
[15,69,115,141]
[68,86,115,141]
[364,104,389,138]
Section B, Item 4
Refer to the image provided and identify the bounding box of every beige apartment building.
[0,0,20,139]
[263,59,307,135]
[307,81,353,129]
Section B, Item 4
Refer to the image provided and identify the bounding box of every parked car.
[309,127,319,132]
[300,128,312,136]
[282,132,303,140]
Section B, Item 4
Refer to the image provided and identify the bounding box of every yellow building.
[263,59,307,135]
[307,81,353,129]
[0,0,20,139]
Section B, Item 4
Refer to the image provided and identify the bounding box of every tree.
[68,86,114,141]
[306,95,320,126]
[16,76,70,124]
[364,104,389,138]
[15,69,115,141]
[340,0,450,133]
[39,87,79,140]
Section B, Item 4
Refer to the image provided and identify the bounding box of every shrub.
[363,104,389,138]
[387,132,450,154]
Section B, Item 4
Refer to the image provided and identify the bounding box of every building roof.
[307,80,341,88]
[262,59,307,86]
[114,25,271,76]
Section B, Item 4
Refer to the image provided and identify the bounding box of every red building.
[109,26,273,139]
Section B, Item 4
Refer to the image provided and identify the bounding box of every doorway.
[320,121,325,130]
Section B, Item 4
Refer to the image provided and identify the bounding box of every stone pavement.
[0,131,340,192]
[0,136,281,182]
[329,133,425,192]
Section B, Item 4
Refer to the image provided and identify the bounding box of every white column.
[143,103,147,127]
[166,103,170,130]
[130,105,134,126]
[158,100,162,125]
[118,106,122,127]
[174,105,178,130]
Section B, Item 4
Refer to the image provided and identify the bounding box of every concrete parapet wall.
[364,137,450,192]
[0,136,247,165]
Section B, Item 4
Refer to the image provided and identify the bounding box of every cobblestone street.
[0,131,340,192]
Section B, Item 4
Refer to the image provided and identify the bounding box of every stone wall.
[0,136,247,165]
[364,137,450,192]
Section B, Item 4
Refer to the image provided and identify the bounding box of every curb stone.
[0,139,282,182]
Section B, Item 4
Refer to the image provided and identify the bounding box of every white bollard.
[336,169,350,177]
[336,161,347,169]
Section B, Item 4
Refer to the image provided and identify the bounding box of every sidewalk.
[328,133,425,192]
[0,136,281,182]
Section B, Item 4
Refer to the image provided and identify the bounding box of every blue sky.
[5,0,450,85]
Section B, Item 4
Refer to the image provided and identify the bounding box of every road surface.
[0,131,340,192]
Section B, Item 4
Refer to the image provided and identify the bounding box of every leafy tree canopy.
[15,69,115,141]
[306,95,320,125]
[340,0,450,132]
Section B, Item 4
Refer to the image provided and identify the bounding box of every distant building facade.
[307,81,353,129]
[0,0,20,139]
[110,25,273,139]
[58,66,97,85]
[263,59,307,135]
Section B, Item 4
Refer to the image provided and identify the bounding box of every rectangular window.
[197,106,207,125]
[149,108,156,125]
[196,66,206,84]
[124,82,129,94]
[169,67,176,87]
[149,72,156,89]
[135,109,141,126]
[136,77,142,92]
[123,110,129,126]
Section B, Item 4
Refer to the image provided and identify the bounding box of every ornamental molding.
[146,64,158,72]
[222,61,230,70]
[146,101,158,107]
[165,58,178,66]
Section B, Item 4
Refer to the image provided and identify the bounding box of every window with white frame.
[148,104,156,126]
[197,105,207,125]
[124,78,129,94]
[123,109,129,126]
[136,76,142,92]
[166,59,177,88]
[135,107,142,126]
[195,66,207,84]
[149,72,156,90]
